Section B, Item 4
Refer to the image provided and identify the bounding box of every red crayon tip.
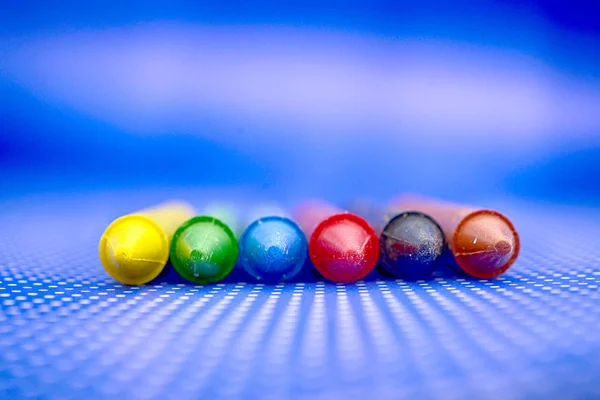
[309,213,380,283]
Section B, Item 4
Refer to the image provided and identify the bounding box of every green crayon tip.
[170,216,239,284]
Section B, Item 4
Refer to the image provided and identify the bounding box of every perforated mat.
[1,192,599,399]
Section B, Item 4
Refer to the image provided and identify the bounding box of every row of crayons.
[99,196,520,285]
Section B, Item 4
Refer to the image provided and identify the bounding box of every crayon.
[99,201,196,285]
[170,213,239,284]
[239,212,308,283]
[202,203,242,236]
[391,196,520,279]
[349,200,445,279]
[293,200,379,283]
[380,212,445,279]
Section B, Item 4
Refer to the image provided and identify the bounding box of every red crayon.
[293,201,380,283]
[391,195,520,279]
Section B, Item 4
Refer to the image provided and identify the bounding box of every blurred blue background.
[1,0,600,204]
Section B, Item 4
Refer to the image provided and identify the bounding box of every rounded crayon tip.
[309,213,379,283]
[239,216,308,283]
[170,216,238,284]
[380,212,445,279]
[99,215,169,285]
[453,210,520,279]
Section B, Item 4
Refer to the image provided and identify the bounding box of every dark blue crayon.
[348,200,446,279]
[239,216,308,283]
[379,211,445,279]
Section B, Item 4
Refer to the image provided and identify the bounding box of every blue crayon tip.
[239,216,308,283]
[380,211,445,279]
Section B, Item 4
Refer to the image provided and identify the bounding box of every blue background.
[2,0,600,204]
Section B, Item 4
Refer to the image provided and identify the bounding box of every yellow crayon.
[99,201,196,285]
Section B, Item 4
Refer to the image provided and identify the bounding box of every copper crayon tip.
[453,210,519,279]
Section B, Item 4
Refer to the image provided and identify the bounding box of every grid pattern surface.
[1,192,599,399]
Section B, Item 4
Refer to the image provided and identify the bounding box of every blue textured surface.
[1,191,600,399]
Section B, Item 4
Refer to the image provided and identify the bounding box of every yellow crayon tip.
[99,215,169,285]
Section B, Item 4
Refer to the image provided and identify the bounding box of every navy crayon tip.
[239,216,308,283]
[380,211,445,279]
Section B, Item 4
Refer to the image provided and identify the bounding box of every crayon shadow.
[155,263,189,285]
